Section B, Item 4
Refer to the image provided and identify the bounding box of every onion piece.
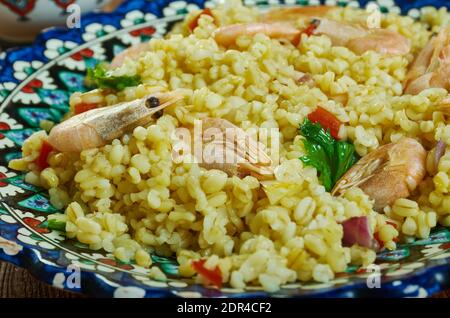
[297,73,316,88]
[341,216,379,250]
[435,140,447,170]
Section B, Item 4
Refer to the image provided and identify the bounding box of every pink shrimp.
[404,28,450,95]
[110,42,151,69]
[48,91,183,152]
[215,7,410,55]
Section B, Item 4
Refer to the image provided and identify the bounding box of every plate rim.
[1,0,450,298]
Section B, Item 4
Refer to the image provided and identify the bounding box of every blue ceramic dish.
[1,0,450,298]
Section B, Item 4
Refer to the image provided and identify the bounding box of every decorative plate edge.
[1,0,450,298]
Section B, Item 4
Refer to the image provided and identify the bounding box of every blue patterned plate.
[1,0,450,298]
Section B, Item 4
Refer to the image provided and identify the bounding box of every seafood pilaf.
[8,1,450,292]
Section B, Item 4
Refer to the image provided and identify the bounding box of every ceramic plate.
[1,0,450,298]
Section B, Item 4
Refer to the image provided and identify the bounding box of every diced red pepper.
[386,220,398,229]
[375,226,400,246]
[374,231,384,248]
[191,259,222,288]
[386,221,400,243]
[74,102,98,115]
[34,141,54,171]
[308,106,342,140]
[441,242,450,250]
[291,20,319,46]
[356,267,367,274]
[303,22,318,37]
[188,8,214,32]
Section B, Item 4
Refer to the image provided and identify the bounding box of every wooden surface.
[0,261,83,298]
[0,260,449,298]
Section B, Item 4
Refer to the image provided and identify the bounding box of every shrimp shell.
[214,22,300,47]
[198,118,274,180]
[259,5,336,23]
[110,42,151,69]
[48,91,183,152]
[214,17,410,56]
[404,28,450,94]
[332,138,427,211]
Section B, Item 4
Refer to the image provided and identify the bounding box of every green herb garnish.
[47,214,67,232]
[299,118,359,192]
[85,63,141,91]
[47,219,66,232]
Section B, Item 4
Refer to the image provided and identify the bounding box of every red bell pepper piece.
[374,231,384,248]
[188,8,214,32]
[386,220,398,229]
[292,19,320,46]
[191,259,222,288]
[374,221,400,247]
[307,106,342,140]
[34,141,53,171]
[386,221,400,243]
[74,102,98,115]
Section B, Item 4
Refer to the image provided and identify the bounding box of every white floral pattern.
[0,82,15,105]
[118,11,168,46]
[0,167,23,196]
[44,39,79,60]
[0,112,22,150]
[16,226,57,249]
[408,8,421,19]
[162,1,200,17]
[373,0,401,14]
[421,244,444,257]
[11,60,56,104]
[13,60,44,81]
[114,286,146,298]
[44,39,106,71]
[82,23,117,42]
[205,0,226,8]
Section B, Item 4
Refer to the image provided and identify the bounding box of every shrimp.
[214,22,301,47]
[215,7,411,55]
[332,138,427,211]
[404,28,450,95]
[259,5,336,23]
[110,42,151,69]
[437,94,450,115]
[197,118,274,180]
[48,91,184,152]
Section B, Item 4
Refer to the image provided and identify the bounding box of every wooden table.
[0,260,449,298]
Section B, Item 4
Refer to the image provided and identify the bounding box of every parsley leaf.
[300,139,333,191]
[47,219,66,232]
[334,141,359,182]
[299,118,359,192]
[85,63,141,91]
